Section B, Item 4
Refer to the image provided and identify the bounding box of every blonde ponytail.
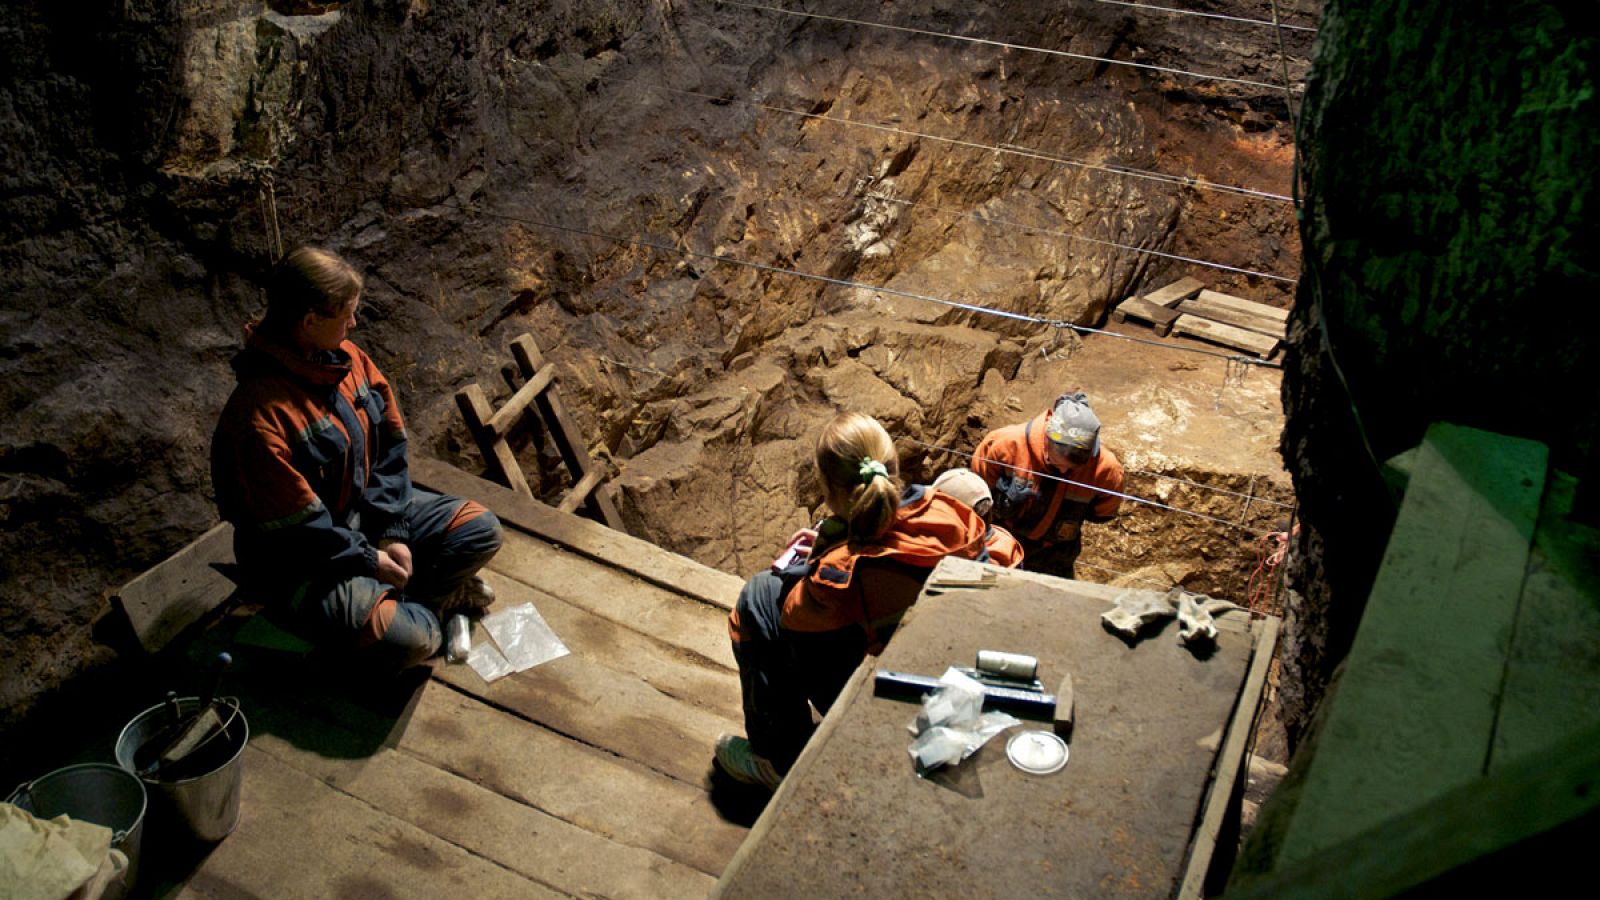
[815,413,900,545]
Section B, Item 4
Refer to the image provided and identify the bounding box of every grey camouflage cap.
[1044,392,1101,455]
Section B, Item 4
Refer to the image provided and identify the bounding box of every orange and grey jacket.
[971,408,1125,545]
[211,326,412,591]
[730,486,1022,651]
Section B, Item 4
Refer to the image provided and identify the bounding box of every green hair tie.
[858,458,888,484]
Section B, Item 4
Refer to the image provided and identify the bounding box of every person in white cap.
[970,392,1125,579]
[931,467,994,518]
[932,466,1024,564]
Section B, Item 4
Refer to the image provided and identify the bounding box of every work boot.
[714,733,782,791]
[442,574,495,615]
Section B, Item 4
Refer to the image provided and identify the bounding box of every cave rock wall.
[1279,0,1599,742]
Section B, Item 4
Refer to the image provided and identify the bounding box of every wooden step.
[435,638,741,786]
[475,565,742,723]
[487,534,738,670]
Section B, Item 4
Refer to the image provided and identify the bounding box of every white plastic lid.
[1006,730,1069,775]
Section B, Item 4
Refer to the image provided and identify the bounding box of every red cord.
[1246,524,1297,613]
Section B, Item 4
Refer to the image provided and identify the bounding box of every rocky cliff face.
[1,0,1309,741]
[1277,0,1598,745]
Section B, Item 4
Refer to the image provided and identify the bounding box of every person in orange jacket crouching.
[714,413,1022,791]
[971,391,1125,580]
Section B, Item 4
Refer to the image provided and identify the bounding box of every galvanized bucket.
[7,762,146,900]
[114,696,247,844]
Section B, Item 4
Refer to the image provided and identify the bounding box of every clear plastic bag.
[466,602,570,683]
[906,668,1020,774]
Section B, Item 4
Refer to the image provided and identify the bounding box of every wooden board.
[716,568,1260,898]
[1172,314,1280,358]
[415,455,744,611]
[1113,295,1181,336]
[473,566,742,722]
[187,746,562,898]
[1275,423,1548,864]
[243,707,716,899]
[1144,276,1206,307]
[1193,289,1289,322]
[435,647,741,786]
[1177,616,1281,899]
[1228,719,1600,898]
[400,683,747,876]
[112,522,236,653]
[1177,294,1288,339]
[489,536,738,669]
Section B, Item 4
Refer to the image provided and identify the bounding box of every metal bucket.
[7,762,146,900]
[114,696,247,844]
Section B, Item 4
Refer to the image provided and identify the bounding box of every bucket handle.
[5,779,34,807]
[4,775,135,845]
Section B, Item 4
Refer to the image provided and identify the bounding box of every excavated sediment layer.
[0,0,1312,747]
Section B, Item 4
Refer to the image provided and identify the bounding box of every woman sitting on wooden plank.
[211,246,502,672]
[715,412,1022,790]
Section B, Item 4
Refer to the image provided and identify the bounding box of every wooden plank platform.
[715,557,1276,898]
[129,463,751,898]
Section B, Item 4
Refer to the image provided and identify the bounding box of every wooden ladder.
[455,333,625,530]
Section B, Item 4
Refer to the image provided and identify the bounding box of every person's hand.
[788,528,819,554]
[376,541,413,588]
[772,528,819,572]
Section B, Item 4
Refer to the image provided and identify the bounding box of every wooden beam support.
[484,363,555,438]
[455,383,534,497]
